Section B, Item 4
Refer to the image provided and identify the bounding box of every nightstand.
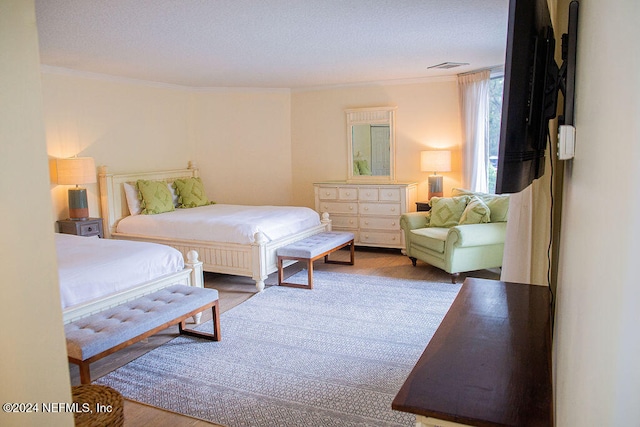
[57,218,104,238]
[416,201,431,212]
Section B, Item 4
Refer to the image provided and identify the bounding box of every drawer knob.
[346,192,350,196]
[364,207,369,211]
[392,221,396,226]
[349,206,354,210]
[391,207,396,212]
[364,221,369,225]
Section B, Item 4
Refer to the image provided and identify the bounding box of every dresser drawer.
[359,203,401,216]
[358,188,379,201]
[359,216,400,231]
[358,230,402,247]
[338,187,358,200]
[331,215,358,229]
[379,188,401,202]
[318,187,338,200]
[318,201,357,215]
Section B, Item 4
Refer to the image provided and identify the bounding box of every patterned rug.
[96,271,461,426]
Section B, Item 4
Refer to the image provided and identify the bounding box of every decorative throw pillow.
[353,161,361,175]
[459,195,491,225]
[485,195,510,222]
[356,160,371,175]
[451,188,510,222]
[136,179,175,215]
[123,182,142,215]
[429,196,469,228]
[173,177,212,208]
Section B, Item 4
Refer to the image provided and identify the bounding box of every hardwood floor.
[69,247,500,426]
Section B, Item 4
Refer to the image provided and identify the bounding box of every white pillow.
[123,182,142,215]
[167,182,179,207]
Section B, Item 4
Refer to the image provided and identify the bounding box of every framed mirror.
[346,106,397,183]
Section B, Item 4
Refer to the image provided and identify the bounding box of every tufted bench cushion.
[65,284,220,384]
[276,231,355,289]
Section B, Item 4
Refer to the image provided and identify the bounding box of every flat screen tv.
[496,0,559,194]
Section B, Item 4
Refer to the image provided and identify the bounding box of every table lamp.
[51,157,96,220]
[421,150,451,199]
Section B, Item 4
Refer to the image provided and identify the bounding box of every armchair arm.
[447,222,507,248]
[400,211,431,231]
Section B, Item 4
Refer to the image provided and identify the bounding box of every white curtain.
[500,185,533,283]
[458,70,490,192]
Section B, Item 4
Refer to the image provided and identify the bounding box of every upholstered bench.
[277,231,355,289]
[65,285,221,384]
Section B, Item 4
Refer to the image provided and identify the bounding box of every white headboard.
[98,162,199,238]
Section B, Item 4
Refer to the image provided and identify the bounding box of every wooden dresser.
[313,182,417,249]
[392,278,553,427]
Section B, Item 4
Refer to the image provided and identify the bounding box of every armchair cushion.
[409,227,449,253]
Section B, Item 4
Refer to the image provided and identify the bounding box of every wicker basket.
[71,384,124,427]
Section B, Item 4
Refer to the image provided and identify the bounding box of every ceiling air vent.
[428,62,470,69]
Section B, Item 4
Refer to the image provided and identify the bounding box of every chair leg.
[451,273,460,284]
[410,257,417,267]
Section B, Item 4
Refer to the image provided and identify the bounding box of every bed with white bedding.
[98,163,330,291]
[56,233,203,324]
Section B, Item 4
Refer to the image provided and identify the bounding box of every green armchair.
[400,190,509,283]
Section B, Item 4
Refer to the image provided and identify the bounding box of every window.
[487,75,504,194]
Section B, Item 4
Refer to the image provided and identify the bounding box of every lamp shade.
[420,150,451,173]
[51,157,96,185]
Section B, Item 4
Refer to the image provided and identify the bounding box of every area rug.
[96,271,461,427]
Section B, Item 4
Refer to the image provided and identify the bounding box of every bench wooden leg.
[324,239,355,265]
[179,300,221,341]
[78,363,92,385]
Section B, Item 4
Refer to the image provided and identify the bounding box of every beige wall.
[0,1,73,426]
[43,73,462,216]
[42,71,193,219]
[42,74,294,218]
[190,89,293,205]
[554,0,640,425]
[291,80,464,208]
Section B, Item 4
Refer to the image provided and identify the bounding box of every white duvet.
[56,233,184,310]
[115,204,321,244]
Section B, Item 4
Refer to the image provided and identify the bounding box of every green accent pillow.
[485,195,509,222]
[459,195,491,225]
[136,180,175,215]
[429,195,469,228]
[355,160,371,175]
[451,188,510,222]
[173,177,212,208]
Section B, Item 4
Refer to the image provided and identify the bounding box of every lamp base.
[68,188,89,220]
[428,175,444,199]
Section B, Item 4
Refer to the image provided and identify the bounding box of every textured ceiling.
[35,0,509,89]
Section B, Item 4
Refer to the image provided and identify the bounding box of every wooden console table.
[392,278,552,427]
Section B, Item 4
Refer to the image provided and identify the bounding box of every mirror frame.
[346,106,397,183]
